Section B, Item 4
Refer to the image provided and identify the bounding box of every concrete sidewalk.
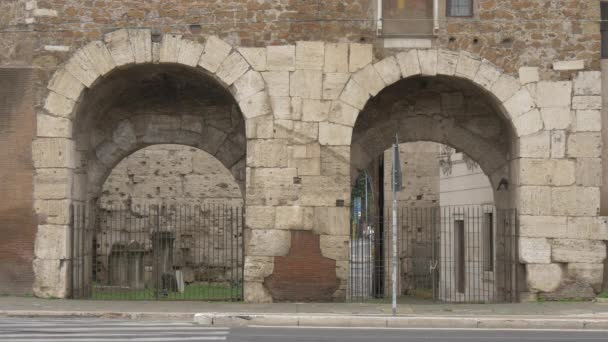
[2,297,608,329]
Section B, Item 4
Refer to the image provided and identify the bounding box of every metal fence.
[70,203,244,301]
[348,205,520,304]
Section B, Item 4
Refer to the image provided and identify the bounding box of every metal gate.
[348,205,519,303]
[70,203,244,301]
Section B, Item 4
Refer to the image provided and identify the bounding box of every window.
[382,0,434,36]
[483,212,494,272]
[447,0,473,17]
[454,219,465,294]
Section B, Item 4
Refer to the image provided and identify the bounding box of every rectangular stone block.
[32,138,76,169]
[339,79,370,110]
[328,101,359,127]
[526,263,563,293]
[320,146,350,176]
[159,33,182,63]
[267,45,295,71]
[518,131,550,158]
[34,168,73,200]
[300,175,350,207]
[572,96,602,110]
[520,215,568,239]
[518,67,539,85]
[550,130,566,158]
[553,60,585,71]
[47,69,85,101]
[104,29,135,66]
[568,217,608,240]
[33,258,69,298]
[262,71,290,97]
[473,60,501,89]
[244,256,274,282]
[567,132,601,158]
[541,107,572,130]
[513,109,543,136]
[198,36,232,73]
[319,122,352,146]
[519,237,551,264]
[535,81,572,108]
[418,49,438,76]
[437,50,459,76]
[232,70,265,102]
[551,186,599,217]
[503,88,536,118]
[519,159,575,186]
[320,235,349,261]
[575,110,601,132]
[296,41,324,70]
[245,115,274,139]
[246,168,299,206]
[373,56,401,85]
[177,39,204,67]
[323,73,350,100]
[238,47,267,71]
[65,49,100,88]
[44,91,76,118]
[34,199,71,225]
[324,43,349,73]
[247,139,289,168]
[37,114,72,138]
[552,239,606,263]
[216,52,250,86]
[353,65,385,96]
[574,71,601,95]
[245,229,291,257]
[240,91,271,119]
[290,70,322,99]
[396,50,421,78]
[270,97,292,120]
[81,41,116,76]
[246,206,276,229]
[275,206,314,230]
[314,207,350,236]
[349,43,372,73]
[302,99,331,122]
[455,51,481,80]
[576,158,602,187]
[128,29,152,64]
[491,74,521,102]
[517,186,552,216]
[35,225,70,260]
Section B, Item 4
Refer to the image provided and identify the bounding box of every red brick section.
[0,68,37,295]
[265,230,339,302]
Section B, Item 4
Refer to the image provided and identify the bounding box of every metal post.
[391,135,402,316]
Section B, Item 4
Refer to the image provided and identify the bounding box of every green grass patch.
[599,291,608,299]
[91,283,242,301]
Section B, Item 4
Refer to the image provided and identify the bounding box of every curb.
[193,313,608,330]
[0,310,193,320]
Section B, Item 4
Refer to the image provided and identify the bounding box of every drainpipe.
[433,0,440,35]
[377,0,383,36]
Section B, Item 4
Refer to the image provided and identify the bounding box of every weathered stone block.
[296,41,324,70]
[245,229,291,257]
[550,130,566,158]
[35,225,70,260]
[159,33,182,63]
[535,81,572,108]
[81,41,116,77]
[328,101,359,127]
[373,56,401,86]
[353,65,386,96]
[128,29,152,64]
[436,50,459,76]
[324,43,349,73]
[567,132,601,158]
[519,159,575,186]
[300,175,350,207]
[216,52,250,86]
[520,215,568,239]
[553,60,584,71]
[238,47,267,71]
[572,96,602,110]
[37,114,72,138]
[244,256,274,282]
[519,237,551,264]
[44,92,76,118]
[245,115,274,139]
[518,131,550,158]
[339,79,370,110]
[275,206,314,230]
[270,97,292,120]
[267,45,295,71]
[567,263,604,293]
[320,146,350,176]
[47,69,85,101]
[35,199,71,225]
[65,49,100,88]
[240,91,271,119]
[262,71,290,97]
[33,258,69,298]
[319,122,352,146]
[34,168,73,200]
[568,217,608,241]
[290,70,322,99]
[104,29,135,66]
[473,60,501,89]
[244,281,273,303]
[540,107,572,130]
[518,67,539,85]
[349,43,372,72]
[491,74,521,102]
[574,71,601,95]
[322,73,350,100]
[396,50,421,78]
[576,158,602,187]
[176,39,204,67]
[552,239,607,263]
[320,235,349,261]
[513,109,543,136]
[314,207,349,236]
[455,51,481,80]
[302,99,331,122]
[246,168,299,206]
[246,206,276,229]
[575,110,601,132]
[247,139,288,168]
[32,138,75,169]
[232,70,265,102]
[503,88,536,119]
[199,36,232,73]
[418,49,438,76]
[551,187,599,217]
[527,263,563,293]
[517,186,552,216]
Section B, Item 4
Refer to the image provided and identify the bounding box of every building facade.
[0,0,605,302]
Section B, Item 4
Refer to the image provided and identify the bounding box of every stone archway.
[33,29,271,298]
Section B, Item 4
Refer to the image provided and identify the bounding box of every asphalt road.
[2,317,608,342]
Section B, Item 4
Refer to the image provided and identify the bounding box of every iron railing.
[348,205,520,304]
[70,203,244,301]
